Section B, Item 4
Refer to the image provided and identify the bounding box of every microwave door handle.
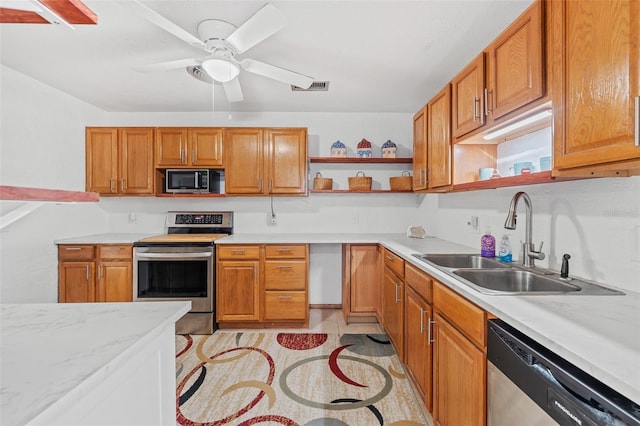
[135,252,212,259]
[194,172,199,189]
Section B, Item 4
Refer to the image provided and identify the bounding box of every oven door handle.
[135,252,212,259]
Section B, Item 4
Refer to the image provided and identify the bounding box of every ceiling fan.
[126,1,314,103]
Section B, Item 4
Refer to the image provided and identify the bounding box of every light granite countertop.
[0,301,190,425]
[50,232,640,404]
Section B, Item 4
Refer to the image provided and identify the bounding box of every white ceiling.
[0,0,534,113]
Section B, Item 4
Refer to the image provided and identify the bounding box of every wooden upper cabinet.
[452,53,486,138]
[552,0,640,172]
[86,127,154,195]
[224,128,308,196]
[413,106,428,191]
[119,128,154,194]
[155,127,223,168]
[86,128,118,194]
[427,84,452,189]
[224,128,265,195]
[486,0,544,121]
[265,128,307,195]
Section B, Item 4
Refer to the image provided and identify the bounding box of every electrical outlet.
[268,212,277,226]
[467,216,479,233]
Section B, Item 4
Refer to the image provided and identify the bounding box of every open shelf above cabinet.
[309,157,412,164]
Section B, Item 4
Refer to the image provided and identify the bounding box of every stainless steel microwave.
[165,169,221,194]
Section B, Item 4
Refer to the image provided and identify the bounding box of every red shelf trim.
[0,186,99,202]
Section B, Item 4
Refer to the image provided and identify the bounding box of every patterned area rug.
[175,332,428,425]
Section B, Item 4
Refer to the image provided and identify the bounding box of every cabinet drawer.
[433,281,486,348]
[265,260,307,290]
[383,248,405,279]
[218,245,261,260]
[58,245,95,260]
[98,244,132,260]
[264,291,307,320]
[405,263,432,303]
[265,244,307,259]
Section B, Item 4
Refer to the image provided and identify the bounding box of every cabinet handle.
[473,96,481,121]
[385,255,394,260]
[86,265,90,280]
[428,318,435,344]
[230,249,246,254]
[259,178,263,192]
[419,308,425,333]
[120,178,126,192]
[484,88,493,115]
[277,295,293,300]
[425,167,429,183]
[394,283,401,303]
[97,264,102,280]
[191,149,195,164]
[65,247,82,251]
[278,248,292,253]
[277,265,293,269]
[110,178,115,193]
[635,96,639,147]
[103,247,121,251]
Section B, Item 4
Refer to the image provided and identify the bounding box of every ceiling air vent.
[291,81,329,92]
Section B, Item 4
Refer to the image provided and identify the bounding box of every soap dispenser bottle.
[498,234,512,262]
[480,228,496,258]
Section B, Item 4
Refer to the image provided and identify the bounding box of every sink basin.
[413,254,510,269]
[453,269,581,294]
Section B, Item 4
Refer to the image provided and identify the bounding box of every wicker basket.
[348,171,372,191]
[313,172,333,190]
[390,171,413,191]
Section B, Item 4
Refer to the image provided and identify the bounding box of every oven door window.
[137,259,209,298]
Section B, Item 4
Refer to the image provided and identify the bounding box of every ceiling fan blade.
[135,58,199,73]
[226,3,286,54]
[240,59,313,89]
[122,0,205,50]
[223,78,244,102]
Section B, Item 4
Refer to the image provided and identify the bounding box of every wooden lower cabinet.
[432,281,487,426]
[382,250,405,361]
[404,263,434,412]
[342,244,381,323]
[433,313,486,426]
[58,244,132,303]
[217,244,308,327]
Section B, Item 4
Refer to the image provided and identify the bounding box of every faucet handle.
[529,241,545,261]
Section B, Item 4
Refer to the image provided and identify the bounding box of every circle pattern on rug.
[277,333,328,350]
[339,334,394,357]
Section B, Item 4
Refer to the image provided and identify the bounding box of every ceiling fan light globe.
[201,59,239,83]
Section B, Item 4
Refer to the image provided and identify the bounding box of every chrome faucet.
[504,191,545,268]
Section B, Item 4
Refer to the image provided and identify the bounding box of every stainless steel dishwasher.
[487,319,640,426]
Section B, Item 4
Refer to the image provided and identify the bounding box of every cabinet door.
[217,260,260,321]
[119,128,154,194]
[428,85,452,189]
[86,128,118,194]
[224,128,265,195]
[452,53,486,138]
[413,106,428,190]
[488,0,544,120]
[189,128,223,167]
[405,286,432,411]
[433,313,485,426]
[266,128,307,195]
[155,128,187,167]
[59,261,95,303]
[552,0,640,170]
[382,268,404,361]
[349,245,381,314]
[97,261,132,302]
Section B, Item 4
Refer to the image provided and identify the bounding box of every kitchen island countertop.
[0,301,190,425]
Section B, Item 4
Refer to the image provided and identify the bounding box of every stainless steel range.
[133,211,233,334]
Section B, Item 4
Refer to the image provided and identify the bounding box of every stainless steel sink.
[452,269,581,294]
[412,254,511,269]
[411,253,624,295]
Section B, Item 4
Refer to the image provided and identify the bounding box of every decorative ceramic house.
[330,140,347,157]
[381,140,397,158]
[356,138,372,158]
